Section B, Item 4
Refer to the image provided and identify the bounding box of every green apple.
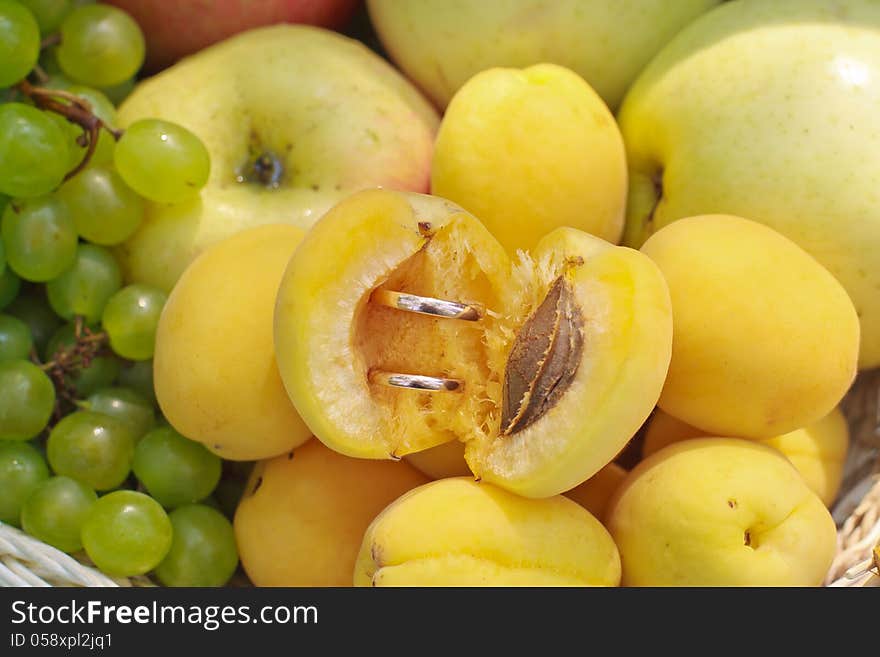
[116,24,439,293]
[366,0,720,110]
[619,0,880,368]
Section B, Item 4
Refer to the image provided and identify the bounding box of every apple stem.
[16,80,125,181]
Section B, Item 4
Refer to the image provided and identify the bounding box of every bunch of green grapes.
[0,1,239,587]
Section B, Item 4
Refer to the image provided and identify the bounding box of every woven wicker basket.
[2,371,878,588]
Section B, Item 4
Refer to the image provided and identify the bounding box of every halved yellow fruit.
[274,189,672,497]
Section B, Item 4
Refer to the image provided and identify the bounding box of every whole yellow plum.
[642,408,849,507]
[607,438,837,586]
[640,214,859,439]
[154,224,312,460]
[354,477,620,586]
[234,440,428,586]
[431,64,627,254]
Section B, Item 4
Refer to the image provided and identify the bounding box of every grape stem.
[34,317,110,415]
[40,33,61,50]
[16,80,125,181]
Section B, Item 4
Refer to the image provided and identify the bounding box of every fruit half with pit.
[607,438,837,586]
[431,63,627,254]
[115,25,439,293]
[154,224,311,461]
[640,214,859,439]
[642,408,849,508]
[234,440,428,587]
[619,0,880,368]
[274,189,672,498]
[354,477,621,586]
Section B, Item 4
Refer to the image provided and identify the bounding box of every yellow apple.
[367,0,720,110]
[619,0,880,367]
[115,25,439,292]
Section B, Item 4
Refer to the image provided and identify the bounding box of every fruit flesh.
[354,477,621,587]
[275,189,672,498]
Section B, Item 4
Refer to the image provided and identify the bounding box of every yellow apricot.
[234,440,428,586]
[640,214,859,438]
[607,438,837,586]
[563,462,628,522]
[354,477,620,586]
[404,440,471,480]
[642,408,849,507]
[432,63,627,253]
[154,224,311,460]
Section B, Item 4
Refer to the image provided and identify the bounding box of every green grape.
[102,284,166,360]
[0,360,54,441]
[6,292,61,352]
[45,112,89,173]
[0,314,33,361]
[64,86,117,166]
[20,475,95,552]
[0,104,70,198]
[83,386,154,441]
[0,440,49,525]
[0,266,20,310]
[0,227,5,275]
[56,4,144,87]
[46,410,135,490]
[1,196,77,282]
[80,490,172,577]
[18,0,71,35]
[0,1,40,87]
[44,323,121,397]
[132,426,221,509]
[115,119,210,203]
[116,359,154,404]
[46,243,122,323]
[154,504,238,587]
[59,166,143,246]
